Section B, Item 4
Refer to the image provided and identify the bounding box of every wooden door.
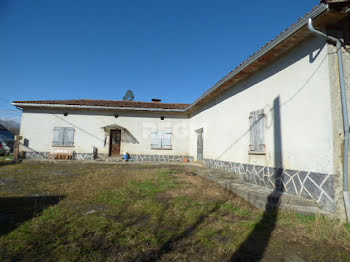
[110,130,121,156]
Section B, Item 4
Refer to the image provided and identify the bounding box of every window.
[151,131,172,149]
[53,127,75,146]
[249,109,265,153]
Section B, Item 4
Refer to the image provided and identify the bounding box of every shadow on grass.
[0,195,65,237]
[0,160,22,167]
[136,202,222,262]
[229,188,283,262]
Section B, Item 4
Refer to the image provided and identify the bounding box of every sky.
[0,0,321,121]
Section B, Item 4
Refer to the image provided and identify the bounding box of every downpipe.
[308,18,350,221]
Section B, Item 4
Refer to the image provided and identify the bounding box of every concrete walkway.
[192,165,333,216]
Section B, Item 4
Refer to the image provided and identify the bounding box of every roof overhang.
[11,103,187,113]
[185,3,349,112]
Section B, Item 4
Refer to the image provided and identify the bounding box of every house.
[0,124,14,149]
[13,2,350,218]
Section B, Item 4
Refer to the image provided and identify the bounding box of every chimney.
[152,98,162,103]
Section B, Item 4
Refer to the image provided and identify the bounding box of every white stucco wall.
[189,36,334,174]
[327,41,350,219]
[20,109,189,156]
[19,36,335,174]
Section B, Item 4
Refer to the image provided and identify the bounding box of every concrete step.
[193,166,333,216]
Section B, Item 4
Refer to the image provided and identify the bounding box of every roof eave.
[11,103,187,113]
[184,3,329,112]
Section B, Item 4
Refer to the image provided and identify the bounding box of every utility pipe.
[308,18,350,220]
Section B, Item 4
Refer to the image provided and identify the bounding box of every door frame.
[109,129,122,157]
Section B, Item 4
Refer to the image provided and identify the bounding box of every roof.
[0,124,14,142]
[12,99,190,111]
[322,0,350,3]
[186,3,348,112]
[12,3,350,113]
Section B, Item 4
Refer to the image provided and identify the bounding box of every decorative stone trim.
[24,151,107,161]
[24,151,50,159]
[74,153,108,160]
[203,158,335,213]
[23,151,193,163]
[130,154,194,162]
[75,153,93,160]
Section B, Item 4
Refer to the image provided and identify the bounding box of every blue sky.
[0,0,320,121]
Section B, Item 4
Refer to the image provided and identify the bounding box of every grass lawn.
[0,162,349,261]
[0,155,13,162]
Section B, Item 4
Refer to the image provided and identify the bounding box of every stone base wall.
[23,151,107,160]
[75,153,107,160]
[203,158,335,213]
[130,154,194,162]
[24,151,50,159]
[24,151,193,163]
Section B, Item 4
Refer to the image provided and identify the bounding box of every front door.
[196,129,203,161]
[110,130,121,156]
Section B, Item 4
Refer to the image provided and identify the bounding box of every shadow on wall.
[50,115,141,147]
[122,129,139,144]
[19,141,48,159]
[52,114,105,144]
[212,50,327,161]
[0,195,65,237]
[103,125,140,144]
[309,41,325,63]
[230,96,284,261]
[191,36,327,119]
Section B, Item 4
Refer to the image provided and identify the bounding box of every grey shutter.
[197,131,203,161]
[162,131,172,149]
[151,131,161,149]
[53,127,64,146]
[249,112,257,151]
[63,127,75,146]
[256,111,265,152]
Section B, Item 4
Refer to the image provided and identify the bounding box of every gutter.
[184,4,328,112]
[308,18,350,221]
[11,103,187,113]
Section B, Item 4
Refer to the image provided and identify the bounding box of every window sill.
[248,151,266,155]
[151,148,173,150]
[52,145,75,148]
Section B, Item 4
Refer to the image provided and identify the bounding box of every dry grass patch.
[0,162,349,261]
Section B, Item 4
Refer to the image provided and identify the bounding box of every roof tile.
[13,99,190,110]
